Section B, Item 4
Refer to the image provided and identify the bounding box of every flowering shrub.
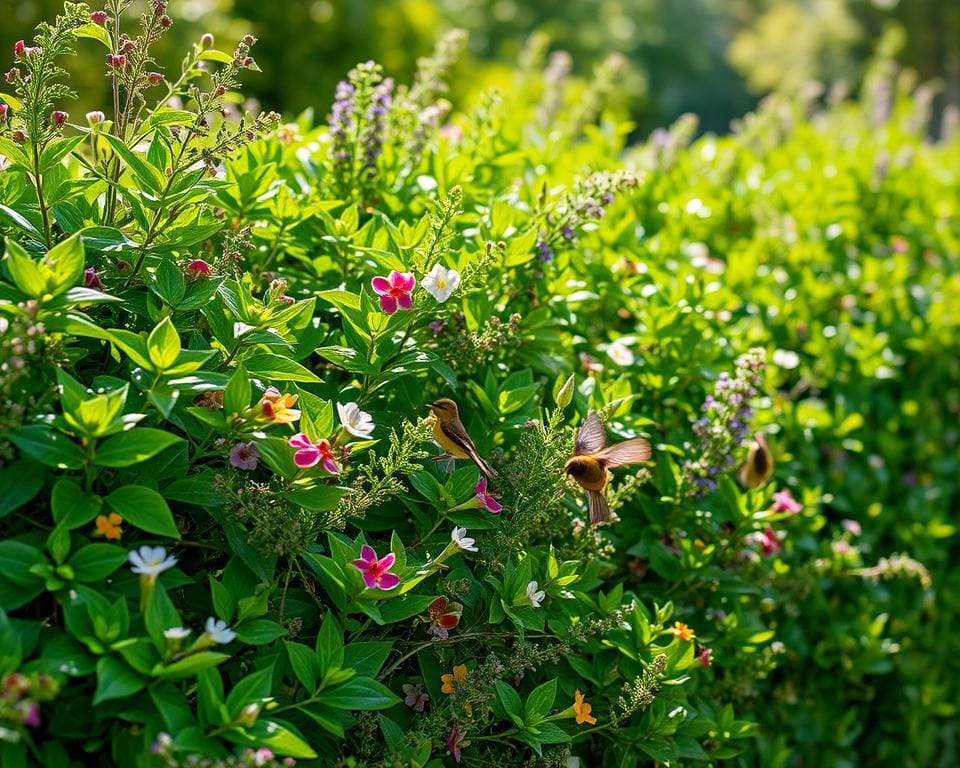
[1,4,958,767]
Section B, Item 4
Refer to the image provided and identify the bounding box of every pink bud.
[14,40,25,59]
[86,110,105,125]
[51,110,67,127]
[0,103,8,121]
[84,267,104,290]
[185,259,211,278]
[90,11,108,25]
[147,71,164,85]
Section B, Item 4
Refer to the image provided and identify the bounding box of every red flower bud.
[243,35,256,46]
[160,15,172,28]
[185,259,211,278]
[106,53,126,68]
[121,39,136,54]
[214,85,226,97]
[241,57,253,68]
[5,68,19,83]
[12,129,26,144]
[0,103,8,121]
[51,110,68,127]
[147,71,164,85]
[90,11,108,25]
[14,40,25,59]
[154,1,167,14]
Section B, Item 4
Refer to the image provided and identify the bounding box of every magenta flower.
[474,477,502,513]
[842,519,861,536]
[350,545,400,590]
[21,701,40,728]
[748,526,781,558]
[696,645,713,667]
[289,433,340,473]
[371,270,416,314]
[84,266,104,290]
[185,259,211,279]
[771,489,802,515]
[447,721,466,763]
[229,441,259,471]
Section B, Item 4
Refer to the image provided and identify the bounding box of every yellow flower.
[672,621,695,642]
[260,387,301,424]
[95,513,123,540]
[573,689,596,725]
[441,664,468,694]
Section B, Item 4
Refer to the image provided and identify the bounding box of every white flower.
[526,580,546,608]
[128,546,177,576]
[451,526,478,552]
[421,263,461,303]
[607,340,635,366]
[337,402,375,439]
[203,617,236,645]
[163,627,191,640]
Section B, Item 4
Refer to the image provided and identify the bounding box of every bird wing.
[587,490,610,525]
[574,411,607,455]
[440,419,497,478]
[594,437,652,468]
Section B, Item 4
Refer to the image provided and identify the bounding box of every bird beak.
[426,403,440,413]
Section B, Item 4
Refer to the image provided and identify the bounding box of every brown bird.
[564,411,652,525]
[427,398,497,479]
[739,432,773,488]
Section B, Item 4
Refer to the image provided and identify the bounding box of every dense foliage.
[1,3,958,767]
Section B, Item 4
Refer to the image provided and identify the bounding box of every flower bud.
[556,373,576,409]
[199,33,214,49]
[214,85,226,97]
[84,267,104,290]
[51,110,67,127]
[14,40,25,59]
[160,15,172,28]
[185,259,211,279]
[12,129,26,144]
[5,68,19,84]
[90,11,108,25]
[0,103,8,122]
[147,71,164,85]
[86,110,105,125]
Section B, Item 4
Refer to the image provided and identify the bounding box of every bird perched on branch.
[564,411,652,525]
[427,398,497,479]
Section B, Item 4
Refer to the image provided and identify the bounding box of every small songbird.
[427,399,497,479]
[564,411,652,525]
[739,432,773,488]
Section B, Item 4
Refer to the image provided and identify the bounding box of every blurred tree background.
[2,0,957,135]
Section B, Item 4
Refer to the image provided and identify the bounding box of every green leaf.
[241,719,317,759]
[378,594,436,623]
[316,613,344,676]
[148,317,182,371]
[45,233,85,295]
[3,239,46,297]
[153,259,187,307]
[322,676,400,711]
[0,541,45,587]
[524,678,557,722]
[99,132,165,194]
[0,459,46,518]
[233,619,287,645]
[95,428,184,467]
[93,656,145,704]
[224,364,252,415]
[244,353,322,383]
[495,679,523,719]
[342,641,392,678]
[69,544,129,582]
[155,652,231,679]
[105,485,180,538]
[7,425,85,469]
[283,485,347,512]
[226,665,275,719]
[285,641,321,691]
[210,579,235,623]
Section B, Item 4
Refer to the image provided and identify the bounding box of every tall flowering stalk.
[683,348,766,495]
[327,61,394,201]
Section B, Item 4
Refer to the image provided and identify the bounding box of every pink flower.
[842,519,861,536]
[185,259,211,279]
[771,489,802,515]
[0,103,8,122]
[696,645,713,667]
[371,270,416,314]
[474,477,502,513]
[14,41,25,60]
[84,266,104,290]
[447,721,465,763]
[403,682,429,712]
[21,701,40,728]
[350,544,400,590]
[289,432,340,473]
[147,71,164,85]
[90,11,108,25]
[229,441,259,471]
[748,526,781,558]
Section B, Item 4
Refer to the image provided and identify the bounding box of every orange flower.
[441,664,468,694]
[95,513,123,540]
[260,387,301,424]
[672,621,695,642]
[573,690,596,725]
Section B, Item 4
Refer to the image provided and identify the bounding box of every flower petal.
[294,447,321,468]
[360,544,376,562]
[396,292,413,310]
[475,477,487,495]
[288,433,313,449]
[483,497,503,513]
[322,457,341,474]
[350,559,370,572]
[378,572,400,589]
[371,276,391,295]
[362,572,379,589]
[378,552,396,570]
[379,294,398,314]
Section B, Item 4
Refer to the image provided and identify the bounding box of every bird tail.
[467,447,497,479]
[588,490,610,525]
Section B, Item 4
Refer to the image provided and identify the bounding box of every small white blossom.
[451,526,478,553]
[163,627,191,640]
[526,580,546,608]
[128,546,177,576]
[203,617,236,645]
[337,402,375,439]
[607,340,635,367]
[421,263,461,303]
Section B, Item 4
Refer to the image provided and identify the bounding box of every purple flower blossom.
[771,489,802,515]
[403,682,430,712]
[351,544,400,590]
[474,477,502,513]
[229,441,259,471]
[536,238,554,263]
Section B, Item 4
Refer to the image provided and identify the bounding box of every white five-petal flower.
[128,546,177,576]
[337,402,375,439]
[526,580,546,608]
[163,627,191,640]
[421,263,461,303]
[607,340,635,367]
[451,526,478,553]
[203,617,236,645]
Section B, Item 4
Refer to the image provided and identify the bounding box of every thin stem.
[30,144,52,247]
